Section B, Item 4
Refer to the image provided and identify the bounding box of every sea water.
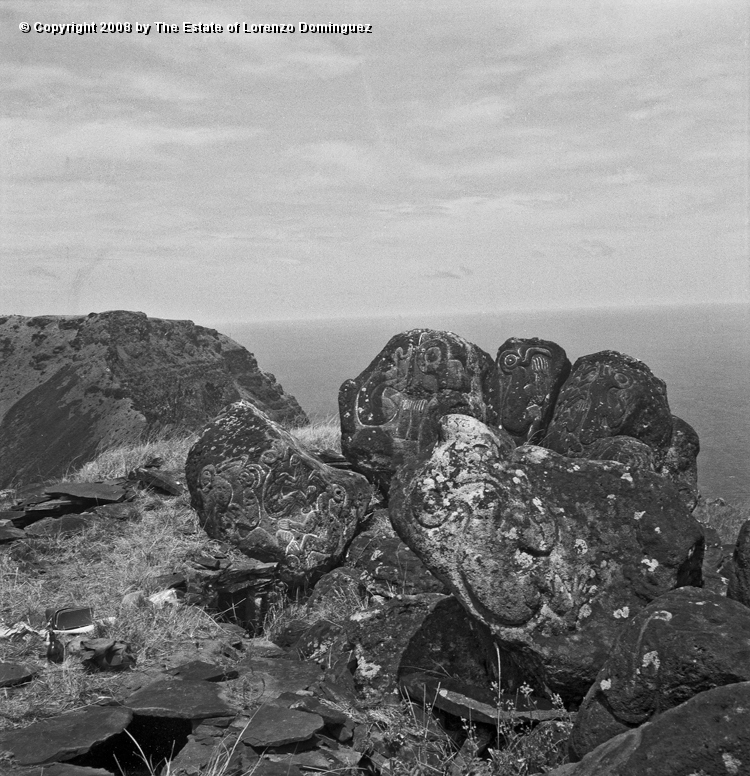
[222,303,750,505]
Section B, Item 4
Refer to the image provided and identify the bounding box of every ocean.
[222,303,750,505]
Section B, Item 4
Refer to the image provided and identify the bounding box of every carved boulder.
[186,401,371,587]
[390,414,704,701]
[542,351,673,467]
[494,337,570,444]
[339,329,497,489]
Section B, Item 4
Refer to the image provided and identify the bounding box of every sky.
[1,0,747,324]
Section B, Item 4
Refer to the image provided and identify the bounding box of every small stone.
[120,591,147,609]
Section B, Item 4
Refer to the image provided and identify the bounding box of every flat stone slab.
[236,656,324,704]
[43,482,126,503]
[124,679,235,718]
[0,662,38,688]
[166,660,239,683]
[0,525,25,543]
[239,706,324,748]
[0,705,132,765]
[18,765,115,776]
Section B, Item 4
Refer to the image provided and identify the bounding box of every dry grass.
[288,414,342,454]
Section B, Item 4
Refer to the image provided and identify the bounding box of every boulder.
[542,351,672,465]
[570,587,750,758]
[494,337,570,444]
[339,329,497,490]
[548,682,750,776]
[185,401,370,587]
[658,415,700,509]
[390,414,704,701]
[728,520,750,608]
[0,311,306,488]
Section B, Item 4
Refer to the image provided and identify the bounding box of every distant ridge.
[0,310,307,488]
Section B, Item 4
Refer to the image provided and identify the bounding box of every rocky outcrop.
[570,587,750,758]
[0,311,306,487]
[339,329,497,490]
[185,401,370,587]
[728,520,750,607]
[390,414,704,701]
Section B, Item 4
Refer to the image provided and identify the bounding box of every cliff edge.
[0,310,307,487]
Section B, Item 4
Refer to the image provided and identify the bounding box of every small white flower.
[641,558,659,573]
[641,651,660,670]
[600,678,612,690]
[634,511,646,520]
[613,606,630,619]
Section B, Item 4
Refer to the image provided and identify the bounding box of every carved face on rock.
[339,329,497,486]
[542,351,672,463]
[495,338,571,444]
[389,413,704,700]
[186,401,371,586]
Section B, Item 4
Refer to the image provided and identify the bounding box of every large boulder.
[0,311,306,488]
[186,401,370,587]
[494,337,570,444]
[542,351,673,466]
[570,587,750,758]
[339,329,497,490]
[390,414,704,701]
[549,682,750,776]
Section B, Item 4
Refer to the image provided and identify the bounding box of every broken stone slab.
[0,661,38,687]
[238,706,325,748]
[166,660,240,682]
[124,679,236,719]
[129,467,185,496]
[43,482,126,503]
[166,734,258,776]
[0,705,133,765]
[400,673,568,726]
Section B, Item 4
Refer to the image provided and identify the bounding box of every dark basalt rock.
[494,337,570,444]
[390,414,704,701]
[339,329,498,490]
[550,682,750,776]
[186,401,370,587]
[542,350,673,465]
[570,587,750,759]
[0,706,133,765]
[0,311,306,488]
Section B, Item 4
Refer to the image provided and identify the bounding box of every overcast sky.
[1,0,747,324]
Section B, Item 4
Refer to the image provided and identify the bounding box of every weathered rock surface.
[124,679,235,718]
[549,682,750,776]
[728,519,750,608]
[494,337,570,444]
[238,705,325,748]
[390,414,704,700]
[339,329,497,489]
[186,401,370,587]
[658,415,700,509]
[0,311,306,488]
[0,706,132,765]
[570,587,750,758]
[542,351,673,465]
[0,661,38,687]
